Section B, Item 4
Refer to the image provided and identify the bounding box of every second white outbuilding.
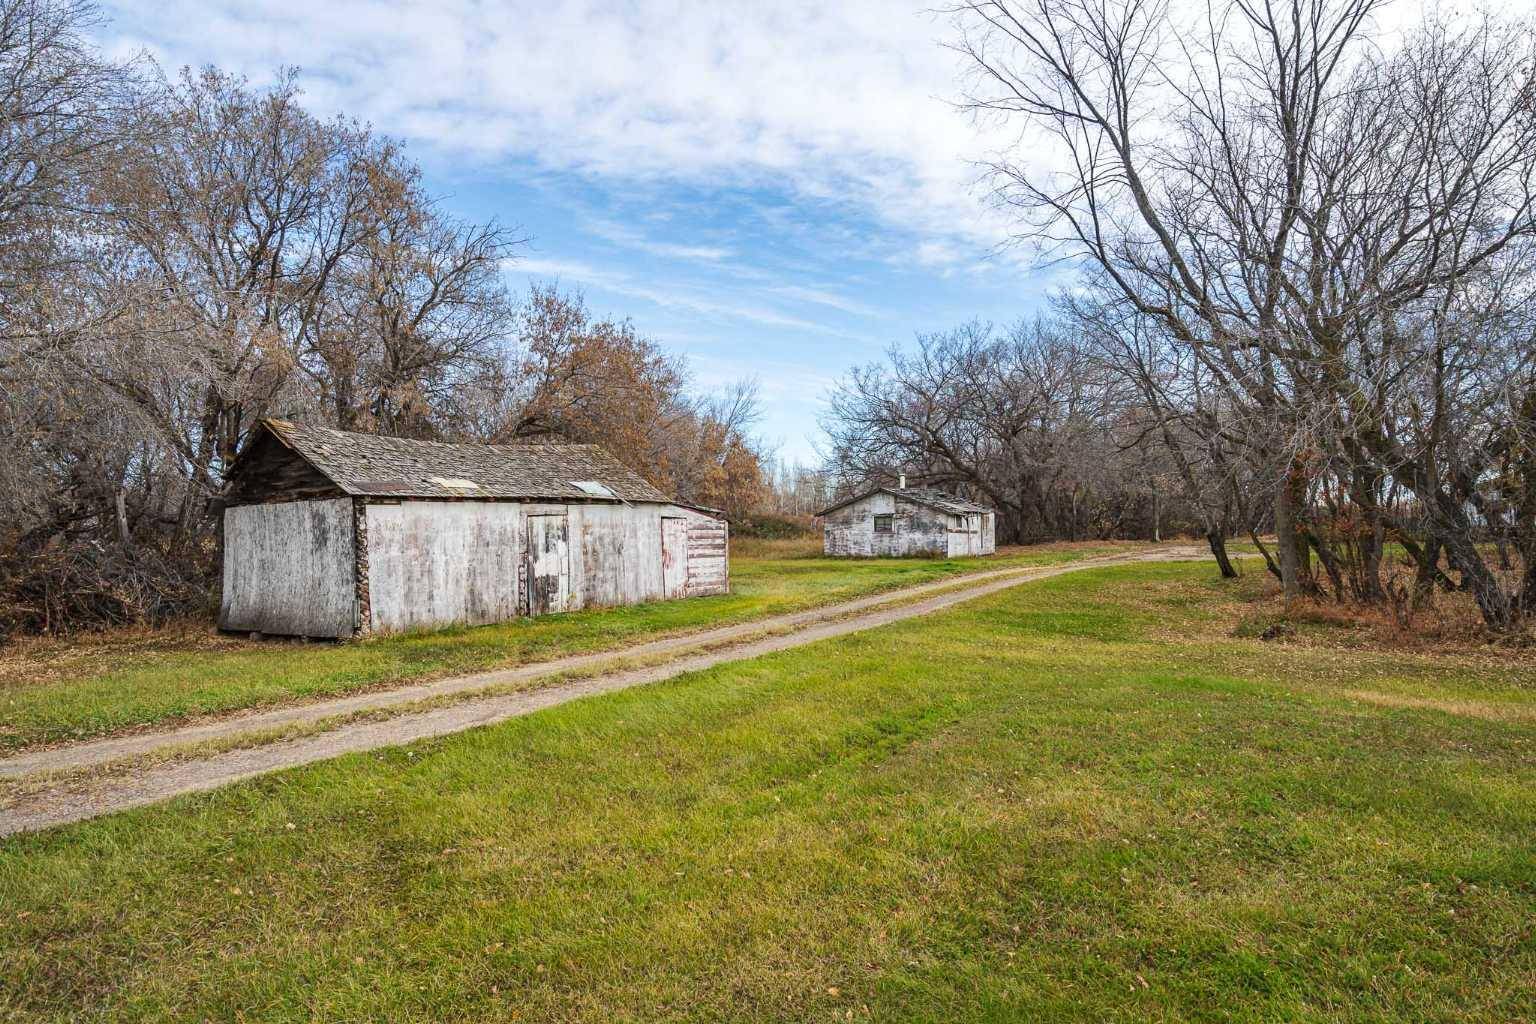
[816,482,995,558]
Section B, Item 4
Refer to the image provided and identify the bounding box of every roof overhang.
[816,486,993,518]
[232,419,678,505]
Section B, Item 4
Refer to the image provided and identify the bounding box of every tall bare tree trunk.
[1412,536,1443,605]
[1207,530,1237,578]
[114,489,131,549]
[1351,468,1385,601]
[1274,480,1301,599]
[1441,529,1516,629]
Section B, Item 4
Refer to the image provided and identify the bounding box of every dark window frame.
[873,513,894,534]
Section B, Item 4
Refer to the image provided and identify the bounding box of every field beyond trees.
[3,561,1531,1022]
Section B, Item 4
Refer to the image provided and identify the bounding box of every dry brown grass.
[1235,556,1536,658]
[727,535,824,559]
[1339,688,1536,722]
[0,619,250,691]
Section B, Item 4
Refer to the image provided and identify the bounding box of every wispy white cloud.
[910,240,965,268]
[99,0,1027,264]
[509,254,861,338]
[580,216,733,263]
[100,0,1479,281]
[512,256,600,280]
[767,284,884,319]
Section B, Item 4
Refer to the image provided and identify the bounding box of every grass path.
[1,561,1531,1021]
[0,546,1203,835]
[0,541,1131,752]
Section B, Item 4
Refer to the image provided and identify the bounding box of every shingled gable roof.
[243,419,672,503]
[815,485,993,518]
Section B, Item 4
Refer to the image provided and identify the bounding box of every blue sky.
[455,172,1058,463]
[94,0,1071,462]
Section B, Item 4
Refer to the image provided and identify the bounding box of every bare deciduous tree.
[947,0,1536,627]
[0,1,770,635]
[824,317,1186,543]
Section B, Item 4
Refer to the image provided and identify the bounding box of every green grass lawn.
[0,541,1128,751]
[2,562,1532,1021]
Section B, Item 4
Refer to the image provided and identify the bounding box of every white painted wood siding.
[306,498,736,635]
[569,502,663,608]
[661,516,689,598]
[570,503,728,604]
[365,501,523,634]
[220,498,357,638]
[822,493,951,557]
[947,512,993,557]
[527,513,571,614]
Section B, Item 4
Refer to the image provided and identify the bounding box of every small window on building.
[873,514,894,534]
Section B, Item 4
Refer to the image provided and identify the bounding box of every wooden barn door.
[660,516,689,598]
[526,514,570,615]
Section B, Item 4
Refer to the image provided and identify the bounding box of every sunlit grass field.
[0,541,1129,750]
[2,562,1531,1021]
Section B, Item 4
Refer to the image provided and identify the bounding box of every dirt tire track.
[0,545,1203,837]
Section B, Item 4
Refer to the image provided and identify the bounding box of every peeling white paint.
[223,497,730,638]
[823,493,995,558]
[220,498,356,637]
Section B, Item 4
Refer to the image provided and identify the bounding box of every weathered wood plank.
[365,501,522,634]
[228,496,732,637]
[678,505,729,596]
[821,494,995,557]
[220,498,356,637]
[224,432,345,506]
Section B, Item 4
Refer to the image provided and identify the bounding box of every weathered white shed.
[817,485,995,558]
[219,420,728,638]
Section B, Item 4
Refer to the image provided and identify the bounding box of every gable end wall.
[822,493,953,557]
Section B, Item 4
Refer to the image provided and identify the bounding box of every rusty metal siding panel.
[364,501,522,634]
[220,498,356,637]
